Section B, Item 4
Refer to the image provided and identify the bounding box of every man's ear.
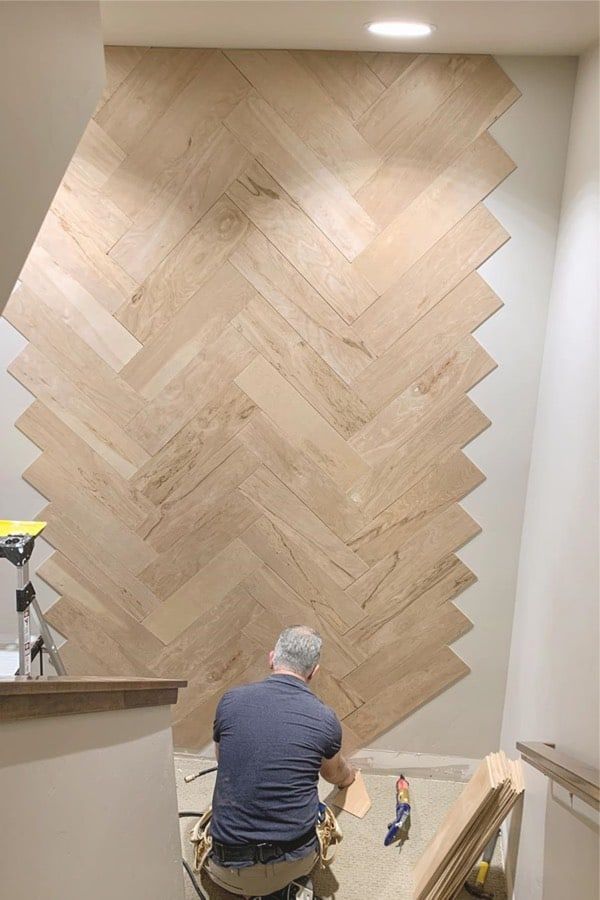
[268,650,275,669]
[307,663,320,682]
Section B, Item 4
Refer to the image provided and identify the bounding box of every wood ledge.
[0,676,187,722]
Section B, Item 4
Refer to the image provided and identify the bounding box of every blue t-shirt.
[211,674,342,848]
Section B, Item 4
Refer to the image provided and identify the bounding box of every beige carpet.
[176,755,507,900]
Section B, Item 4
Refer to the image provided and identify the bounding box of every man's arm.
[320,751,356,788]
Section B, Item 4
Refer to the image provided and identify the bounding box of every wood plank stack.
[413,752,524,899]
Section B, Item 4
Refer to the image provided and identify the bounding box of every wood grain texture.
[3,48,516,751]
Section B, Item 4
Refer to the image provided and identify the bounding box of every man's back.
[211,674,341,845]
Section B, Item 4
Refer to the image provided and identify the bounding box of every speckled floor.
[176,755,507,900]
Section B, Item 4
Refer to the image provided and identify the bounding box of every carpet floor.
[176,755,507,900]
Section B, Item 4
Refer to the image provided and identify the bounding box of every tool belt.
[212,825,317,865]
[190,803,342,873]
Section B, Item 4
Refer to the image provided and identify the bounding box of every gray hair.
[272,625,322,678]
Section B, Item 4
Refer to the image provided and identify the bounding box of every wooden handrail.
[517,741,599,810]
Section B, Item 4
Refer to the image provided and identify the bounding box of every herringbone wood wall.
[4,48,518,751]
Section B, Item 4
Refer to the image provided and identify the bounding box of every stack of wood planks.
[413,751,524,899]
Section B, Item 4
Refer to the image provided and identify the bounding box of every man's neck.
[271,667,308,683]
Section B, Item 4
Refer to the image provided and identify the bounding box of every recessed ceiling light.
[366,21,435,38]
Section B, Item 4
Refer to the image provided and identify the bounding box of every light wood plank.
[233,296,371,438]
[230,229,375,382]
[8,345,149,479]
[355,132,516,294]
[20,244,141,371]
[110,127,249,281]
[351,334,496,463]
[126,325,256,455]
[356,56,521,228]
[349,451,484,565]
[225,50,382,192]
[142,540,261,644]
[4,281,143,428]
[97,46,149,110]
[224,92,377,260]
[51,165,132,255]
[143,437,259,553]
[238,411,365,540]
[16,402,158,535]
[71,119,126,190]
[242,566,365,678]
[349,397,490,520]
[120,262,257,399]
[95,48,209,154]
[291,51,385,121]
[239,466,368,587]
[116,195,249,343]
[228,162,376,323]
[139,490,260,600]
[357,54,480,155]
[132,383,255,506]
[359,52,418,87]
[354,205,508,355]
[235,355,370,491]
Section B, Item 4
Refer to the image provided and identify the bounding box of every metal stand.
[0,527,66,677]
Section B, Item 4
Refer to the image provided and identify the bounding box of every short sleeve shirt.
[211,674,342,847]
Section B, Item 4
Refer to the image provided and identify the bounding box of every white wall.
[500,43,599,900]
[0,705,185,900]
[0,1,104,645]
[373,56,577,758]
[0,1,104,309]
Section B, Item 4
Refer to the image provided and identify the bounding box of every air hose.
[179,765,218,900]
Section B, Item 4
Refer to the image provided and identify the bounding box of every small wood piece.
[331,771,372,819]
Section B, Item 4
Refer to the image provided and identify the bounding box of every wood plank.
[95,48,209,154]
[349,451,484,565]
[357,54,480,155]
[110,126,249,281]
[291,51,385,121]
[242,566,365,678]
[241,516,366,634]
[23,457,157,574]
[235,355,370,491]
[232,295,371,438]
[359,52,418,87]
[142,436,259,553]
[225,50,382,192]
[355,132,516,294]
[97,46,149,109]
[345,555,477,658]
[342,646,469,743]
[356,56,520,228]
[224,92,377,259]
[51,165,132,255]
[132,383,255,505]
[126,325,256,454]
[35,209,137,316]
[239,466,368,587]
[8,344,149,479]
[38,553,164,667]
[4,281,143,428]
[350,334,496,463]
[228,162,376,323]
[237,411,365,540]
[20,244,141,371]
[116,195,249,343]
[16,402,158,535]
[71,119,126,190]
[349,397,489,520]
[139,489,260,600]
[120,262,257,399]
[142,540,261,644]
[41,509,162,621]
[346,504,480,616]
[230,229,375,382]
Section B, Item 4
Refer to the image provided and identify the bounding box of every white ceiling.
[101,0,599,55]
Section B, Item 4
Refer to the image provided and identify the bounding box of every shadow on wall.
[542,783,599,900]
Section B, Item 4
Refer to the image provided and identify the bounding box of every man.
[206,625,356,899]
